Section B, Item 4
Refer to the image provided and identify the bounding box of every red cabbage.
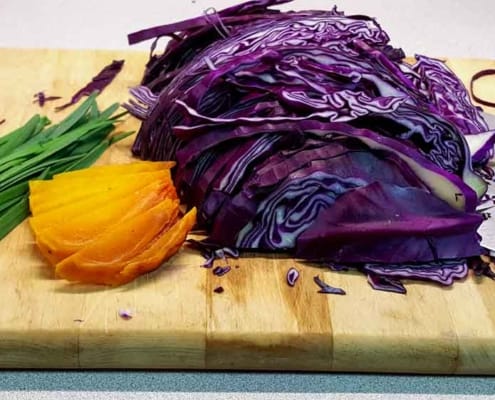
[313,275,346,295]
[187,239,240,267]
[213,286,225,294]
[470,69,495,108]
[123,86,158,119]
[465,130,495,165]
[367,273,407,294]
[33,92,61,107]
[234,170,364,250]
[363,260,468,286]
[127,1,494,290]
[225,148,429,250]
[470,257,495,279]
[213,266,231,276]
[118,309,133,320]
[56,60,124,111]
[410,56,488,134]
[296,182,482,263]
[197,134,287,225]
[128,0,293,46]
[286,267,299,287]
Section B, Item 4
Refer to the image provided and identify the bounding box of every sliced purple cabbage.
[218,247,240,258]
[363,259,468,286]
[469,257,495,279]
[286,267,299,287]
[367,273,407,294]
[201,254,215,269]
[187,239,240,268]
[465,130,495,165]
[232,147,424,250]
[326,263,350,272]
[235,171,364,250]
[213,286,225,294]
[118,309,133,320]
[313,275,346,295]
[56,60,125,111]
[122,86,158,119]
[128,6,402,161]
[128,0,293,45]
[126,1,494,291]
[296,182,483,263]
[410,55,488,134]
[213,266,232,276]
[470,69,495,108]
[33,91,61,107]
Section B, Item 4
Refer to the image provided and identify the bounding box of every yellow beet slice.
[29,169,173,214]
[52,160,176,181]
[31,179,176,264]
[54,198,180,284]
[112,207,197,286]
[30,172,174,224]
[29,169,172,197]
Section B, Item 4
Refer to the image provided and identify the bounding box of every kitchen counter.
[0,371,494,399]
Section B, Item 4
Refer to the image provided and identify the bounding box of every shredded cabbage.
[126,0,495,291]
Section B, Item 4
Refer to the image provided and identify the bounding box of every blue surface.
[0,372,494,394]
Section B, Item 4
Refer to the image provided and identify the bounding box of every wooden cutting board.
[0,48,494,374]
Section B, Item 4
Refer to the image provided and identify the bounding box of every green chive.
[0,195,30,240]
[0,94,134,239]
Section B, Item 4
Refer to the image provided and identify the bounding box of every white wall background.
[0,0,494,58]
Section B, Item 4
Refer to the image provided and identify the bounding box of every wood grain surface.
[0,48,494,373]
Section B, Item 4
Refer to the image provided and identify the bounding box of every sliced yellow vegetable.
[29,169,174,214]
[29,161,195,286]
[113,207,197,285]
[52,160,176,181]
[54,198,180,284]
[31,179,176,264]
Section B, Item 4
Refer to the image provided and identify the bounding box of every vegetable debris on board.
[29,161,197,286]
[470,69,495,108]
[0,92,131,240]
[33,92,62,107]
[126,0,495,292]
[313,275,346,295]
[118,309,134,320]
[56,60,125,111]
[213,265,231,276]
[286,267,299,287]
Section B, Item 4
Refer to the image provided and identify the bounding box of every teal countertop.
[1,371,494,395]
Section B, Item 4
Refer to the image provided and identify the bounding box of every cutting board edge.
[0,328,79,369]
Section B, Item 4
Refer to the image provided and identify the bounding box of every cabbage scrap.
[33,92,61,107]
[56,60,125,111]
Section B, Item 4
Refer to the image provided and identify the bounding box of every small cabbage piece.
[363,259,469,286]
[127,0,494,290]
[313,275,346,295]
[56,60,125,111]
[367,273,406,294]
[33,92,61,107]
[286,267,299,287]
